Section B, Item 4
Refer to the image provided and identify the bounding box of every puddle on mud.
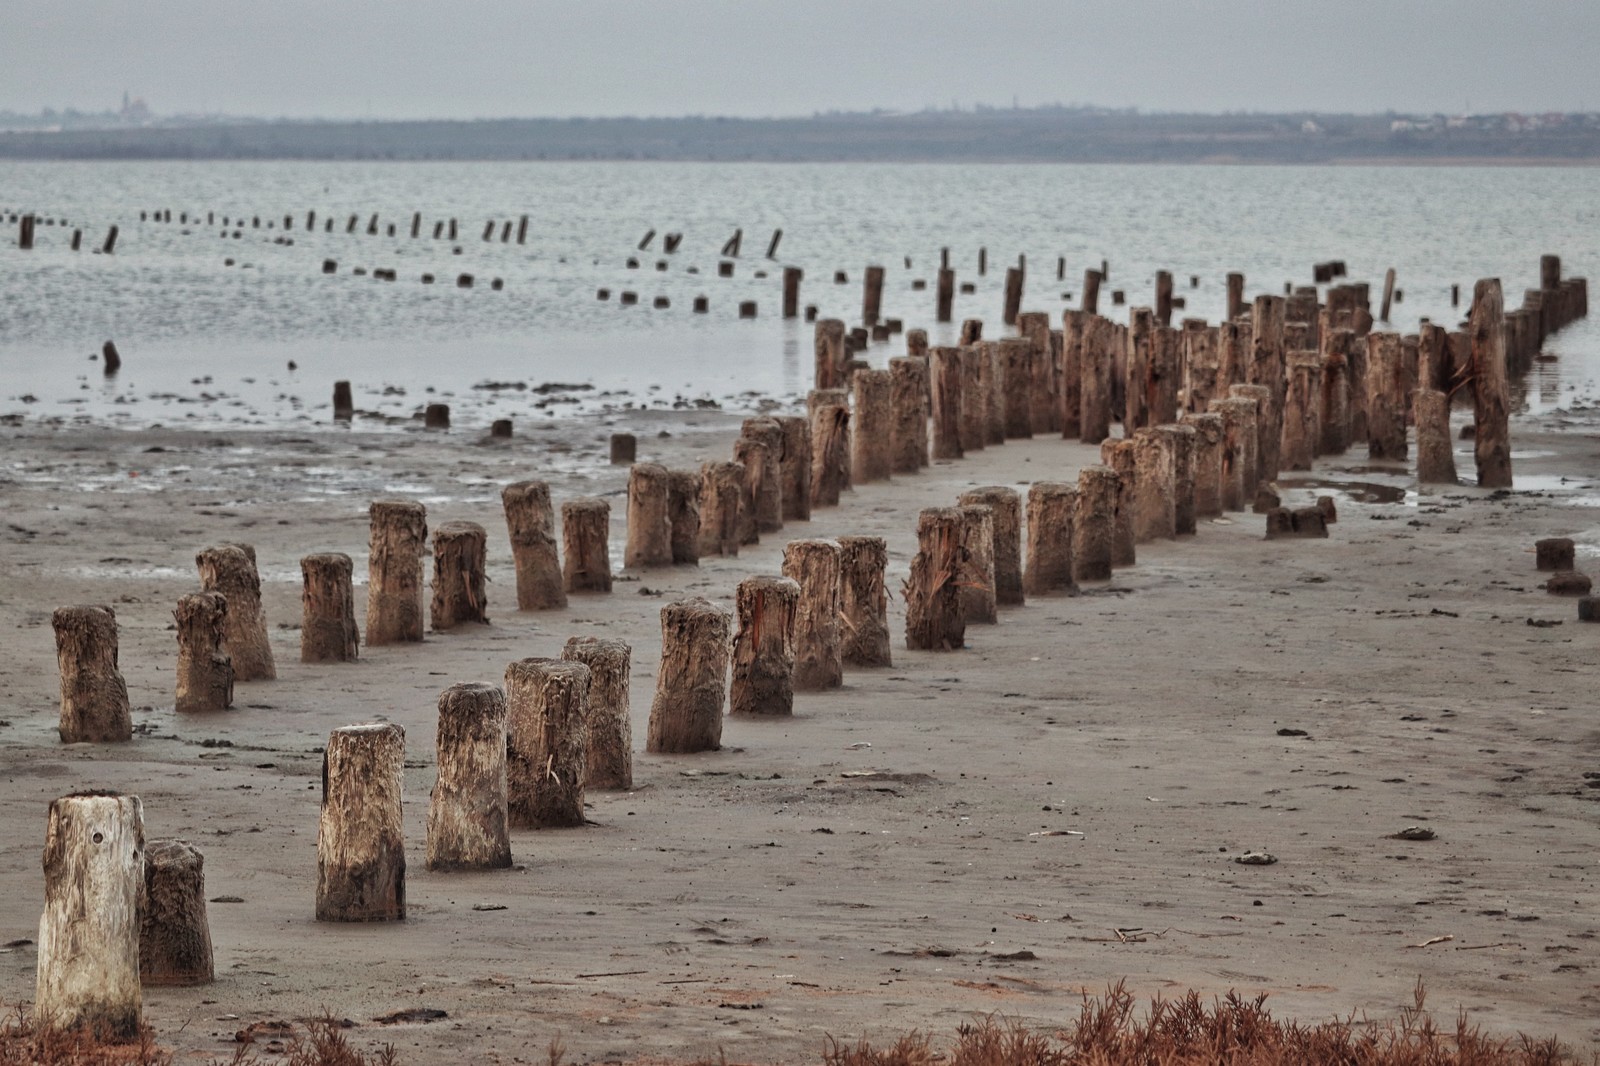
[1279,478,1413,506]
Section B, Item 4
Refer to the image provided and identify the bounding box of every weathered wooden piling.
[1161,423,1198,535]
[905,508,967,651]
[175,592,232,713]
[646,598,731,753]
[1155,270,1174,326]
[608,432,637,465]
[53,605,132,743]
[367,501,427,644]
[730,576,799,717]
[667,469,702,565]
[1247,295,1288,483]
[930,347,964,460]
[852,368,893,483]
[625,463,674,567]
[959,318,983,345]
[960,488,1022,606]
[1072,467,1117,582]
[783,266,802,319]
[562,498,613,593]
[1536,538,1575,572]
[1131,429,1176,542]
[775,415,812,522]
[196,544,276,681]
[1365,332,1408,462]
[1125,308,1154,431]
[835,535,893,668]
[698,460,744,557]
[300,552,359,663]
[425,683,511,871]
[783,539,844,690]
[1003,267,1024,326]
[1319,330,1352,455]
[18,213,35,249]
[317,722,406,922]
[505,658,590,829]
[560,637,632,790]
[936,267,955,322]
[1180,319,1218,414]
[35,791,144,1035]
[503,481,566,610]
[958,344,988,452]
[139,839,213,987]
[1414,388,1457,484]
[954,504,998,624]
[332,380,353,420]
[1281,351,1322,471]
[1265,507,1330,540]
[1079,316,1113,444]
[430,522,489,629]
[1182,411,1225,519]
[424,403,450,429]
[740,417,786,533]
[1469,279,1513,488]
[981,341,1008,445]
[1081,269,1101,314]
[907,328,929,357]
[815,318,846,389]
[1380,267,1397,322]
[491,419,513,440]
[863,265,885,325]
[1016,482,1073,595]
[998,337,1031,439]
[890,357,928,474]
[1099,439,1138,566]
[809,388,852,506]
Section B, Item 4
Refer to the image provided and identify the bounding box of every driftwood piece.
[300,553,359,662]
[426,683,511,871]
[366,500,428,645]
[430,521,489,628]
[783,539,844,690]
[838,535,892,667]
[175,592,233,712]
[317,723,406,922]
[646,598,731,753]
[730,576,800,717]
[36,792,145,1036]
[505,659,590,830]
[503,481,566,610]
[53,605,132,742]
[196,544,275,680]
[139,839,213,986]
[904,508,967,651]
[562,637,633,790]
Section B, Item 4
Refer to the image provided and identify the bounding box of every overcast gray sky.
[6,0,1598,118]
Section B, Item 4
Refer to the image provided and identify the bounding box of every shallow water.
[3,161,1599,429]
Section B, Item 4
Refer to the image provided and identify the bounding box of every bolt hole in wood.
[93,832,103,844]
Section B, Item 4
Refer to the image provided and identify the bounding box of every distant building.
[119,91,151,124]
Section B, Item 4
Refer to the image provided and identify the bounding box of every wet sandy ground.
[0,405,1598,1062]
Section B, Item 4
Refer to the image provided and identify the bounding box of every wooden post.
[317,723,405,922]
[367,501,427,644]
[955,505,997,624]
[1281,351,1322,471]
[36,792,144,1035]
[960,488,1022,606]
[1000,337,1032,438]
[863,265,885,325]
[505,659,590,829]
[1414,388,1457,485]
[904,508,966,651]
[981,340,1008,445]
[562,498,612,592]
[1060,311,1086,439]
[1099,439,1138,566]
[1131,429,1175,542]
[1177,412,1221,521]
[503,481,566,609]
[1365,332,1408,462]
[610,433,637,465]
[1073,467,1116,582]
[740,417,786,533]
[783,266,802,319]
[139,839,213,987]
[1155,270,1173,326]
[890,357,927,474]
[1159,423,1198,535]
[783,539,844,690]
[1226,273,1244,321]
[663,469,702,566]
[196,544,276,681]
[1537,539,1576,572]
[1079,316,1112,444]
[730,576,800,717]
[1319,330,1352,455]
[300,553,359,663]
[18,213,35,250]
[1148,324,1181,426]
[646,598,731,753]
[425,683,511,871]
[1180,319,1218,414]
[561,637,632,789]
[1214,395,1258,512]
[1380,267,1397,322]
[929,348,964,460]
[851,368,893,483]
[771,415,812,524]
[697,460,743,557]
[625,463,674,567]
[1216,319,1246,392]
[1081,269,1101,314]
[837,536,892,667]
[815,318,846,389]
[766,229,782,257]
[957,344,988,452]
[1246,294,1288,482]
[1124,308,1153,431]
[1003,267,1023,326]
[959,318,983,345]
[424,403,450,429]
[936,267,955,322]
[1021,482,1077,595]
[332,380,353,421]
[175,593,232,713]
[1018,311,1058,434]
[101,341,122,376]
[429,521,489,629]
[1470,279,1512,488]
[808,389,851,506]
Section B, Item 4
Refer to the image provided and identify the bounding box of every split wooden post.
[1470,279,1513,488]
[52,605,131,739]
[730,576,800,717]
[625,462,674,567]
[960,318,983,346]
[1099,439,1138,567]
[426,683,511,870]
[430,521,489,629]
[300,552,360,663]
[667,469,703,566]
[838,536,892,667]
[955,505,998,624]
[1132,429,1176,541]
[740,417,786,533]
[503,481,566,609]
[366,500,428,644]
[1365,333,1408,462]
[139,839,213,986]
[317,723,406,922]
[958,344,988,452]
[646,598,731,753]
[815,319,846,389]
[1073,467,1117,582]
[890,357,928,474]
[1023,482,1077,595]
[1414,388,1458,485]
[905,508,967,651]
[851,368,893,483]
[863,265,885,325]
[777,415,813,522]
[1182,412,1225,520]
[175,593,232,713]
[808,389,852,506]
[35,792,144,1035]
[562,637,633,789]
[960,487,1022,606]
[196,544,276,680]
[929,348,964,460]
[731,437,769,545]
[697,461,744,557]
[562,498,613,592]
[783,539,844,690]
[505,659,590,829]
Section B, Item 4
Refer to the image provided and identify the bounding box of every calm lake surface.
[2,161,1597,429]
